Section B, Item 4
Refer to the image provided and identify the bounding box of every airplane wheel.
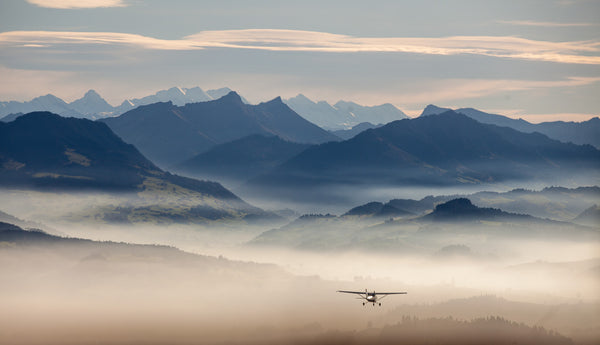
[362,303,365,306]
[379,303,381,306]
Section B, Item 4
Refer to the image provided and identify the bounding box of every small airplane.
[337,289,407,306]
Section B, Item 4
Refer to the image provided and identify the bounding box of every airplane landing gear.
[362,302,365,306]
[379,303,381,306]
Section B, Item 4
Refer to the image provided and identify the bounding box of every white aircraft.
[337,289,407,306]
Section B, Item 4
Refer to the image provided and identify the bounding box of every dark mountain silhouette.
[0,220,286,279]
[343,186,600,222]
[344,201,386,216]
[102,92,338,167]
[247,111,600,194]
[344,201,412,218]
[421,104,600,148]
[0,111,159,190]
[420,198,533,222]
[250,193,598,251]
[0,210,60,235]
[0,112,272,222]
[385,196,451,215]
[0,221,68,244]
[175,134,310,184]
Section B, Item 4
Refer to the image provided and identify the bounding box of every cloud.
[0,31,198,50]
[497,20,599,27]
[26,0,127,9]
[0,29,599,65]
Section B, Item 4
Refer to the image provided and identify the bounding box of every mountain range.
[346,186,600,222]
[3,89,598,150]
[0,111,272,223]
[102,92,338,167]
[0,86,247,121]
[284,94,408,130]
[421,104,600,149]
[246,111,600,198]
[249,197,598,251]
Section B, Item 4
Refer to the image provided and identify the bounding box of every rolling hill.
[0,111,273,223]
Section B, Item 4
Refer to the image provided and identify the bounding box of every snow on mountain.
[69,90,115,118]
[284,94,408,130]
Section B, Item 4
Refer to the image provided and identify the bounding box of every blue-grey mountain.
[0,86,250,120]
[175,134,310,184]
[284,94,408,130]
[421,104,600,148]
[0,94,82,119]
[345,186,600,222]
[331,122,382,140]
[246,111,600,197]
[102,92,338,167]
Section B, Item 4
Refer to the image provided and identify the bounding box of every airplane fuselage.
[337,289,406,306]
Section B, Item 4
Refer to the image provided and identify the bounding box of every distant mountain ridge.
[0,86,247,121]
[102,92,338,167]
[344,186,600,222]
[420,104,600,148]
[421,198,533,222]
[249,196,598,251]
[284,94,408,130]
[246,111,600,196]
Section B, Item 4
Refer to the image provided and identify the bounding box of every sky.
[0,0,599,122]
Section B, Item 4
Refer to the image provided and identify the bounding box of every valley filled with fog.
[1,181,598,345]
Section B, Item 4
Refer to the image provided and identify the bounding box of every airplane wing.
[375,292,407,295]
[337,290,367,295]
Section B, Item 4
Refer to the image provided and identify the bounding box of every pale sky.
[0,0,599,122]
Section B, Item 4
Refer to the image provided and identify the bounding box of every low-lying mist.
[1,187,599,344]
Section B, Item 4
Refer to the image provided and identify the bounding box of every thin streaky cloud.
[497,20,599,27]
[0,31,199,50]
[26,0,127,9]
[1,29,599,65]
